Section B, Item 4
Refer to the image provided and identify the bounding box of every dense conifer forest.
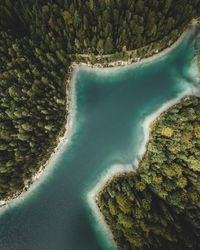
[98,96,200,250]
[0,0,199,240]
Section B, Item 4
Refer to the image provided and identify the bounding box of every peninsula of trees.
[0,0,199,209]
[97,96,200,250]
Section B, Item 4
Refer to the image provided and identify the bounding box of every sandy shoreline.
[0,24,198,211]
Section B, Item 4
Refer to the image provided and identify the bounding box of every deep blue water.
[0,27,199,250]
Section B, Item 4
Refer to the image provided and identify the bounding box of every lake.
[0,26,199,250]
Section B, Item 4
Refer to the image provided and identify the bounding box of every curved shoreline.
[87,164,134,249]
[86,91,199,249]
[90,94,200,250]
[0,65,79,209]
[0,24,199,210]
[76,23,198,72]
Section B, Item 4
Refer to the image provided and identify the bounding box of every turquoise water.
[0,27,199,250]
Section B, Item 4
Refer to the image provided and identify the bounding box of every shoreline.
[86,164,134,249]
[75,23,198,71]
[91,91,198,196]
[0,23,198,209]
[86,89,198,247]
[135,88,199,167]
[0,65,79,209]
[75,27,188,71]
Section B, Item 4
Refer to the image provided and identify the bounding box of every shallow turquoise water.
[0,27,199,250]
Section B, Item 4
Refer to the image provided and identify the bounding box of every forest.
[0,0,199,205]
[97,96,200,250]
